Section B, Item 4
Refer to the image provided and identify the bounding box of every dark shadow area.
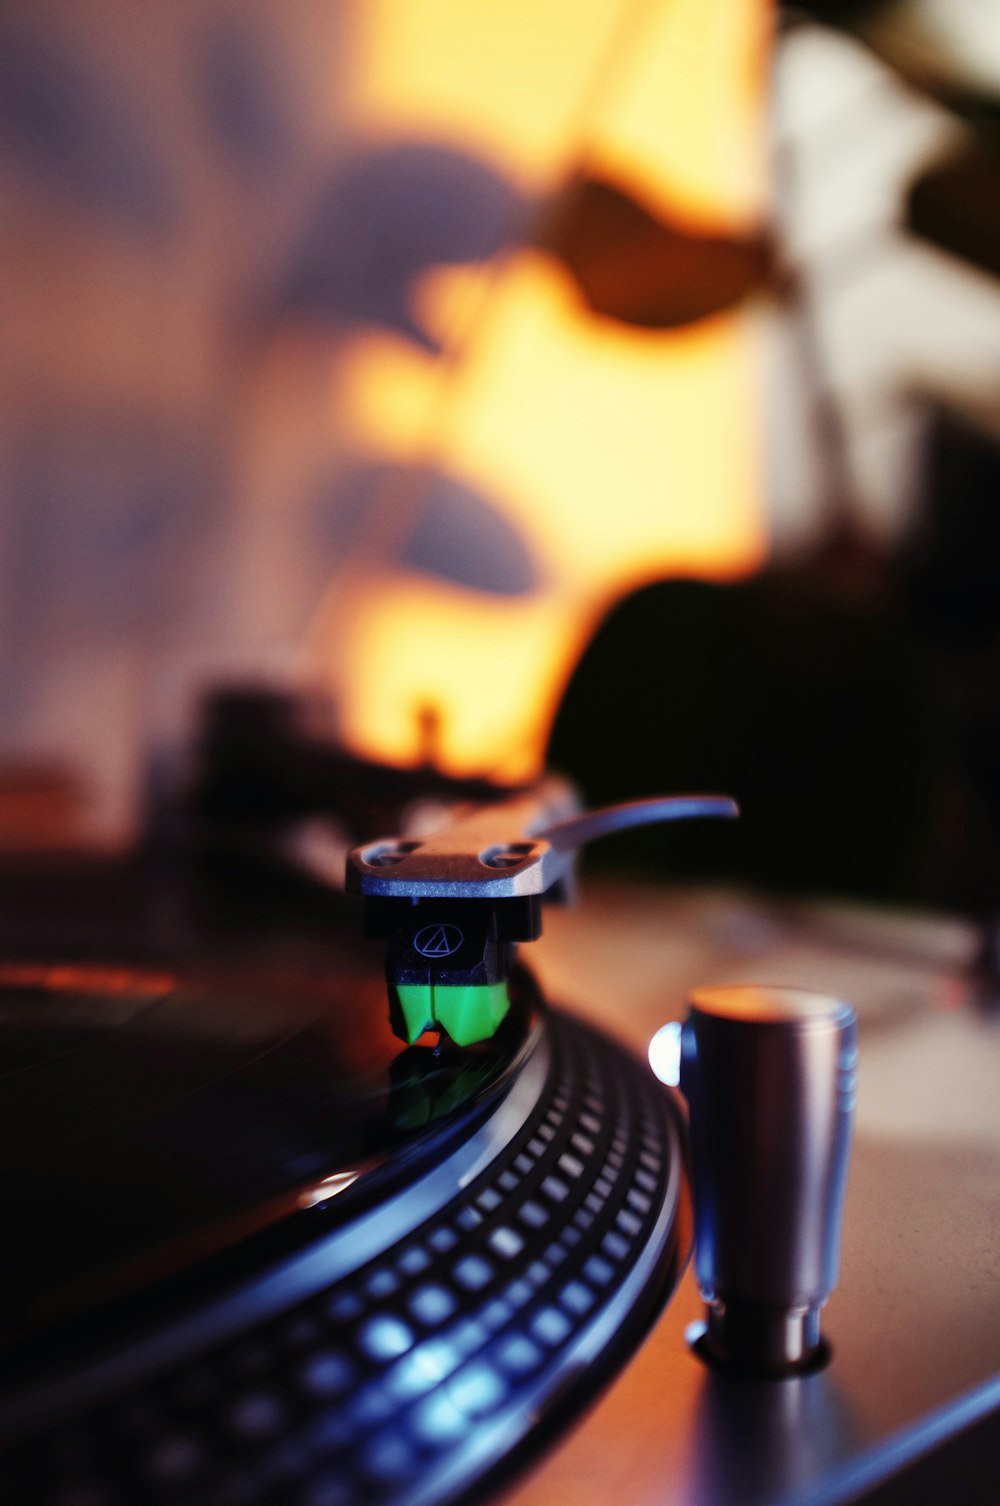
[548,564,947,902]
[551,409,1000,909]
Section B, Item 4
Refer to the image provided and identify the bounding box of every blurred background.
[2,0,1000,916]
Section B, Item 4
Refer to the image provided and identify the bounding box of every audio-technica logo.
[413,923,465,958]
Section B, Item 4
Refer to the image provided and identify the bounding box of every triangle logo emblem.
[414,923,464,958]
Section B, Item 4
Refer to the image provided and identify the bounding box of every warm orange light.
[341,0,630,190]
[413,253,764,586]
[311,571,591,781]
[587,0,768,230]
[0,964,175,998]
[305,0,769,782]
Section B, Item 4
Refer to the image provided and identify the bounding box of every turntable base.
[509,880,1000,1506]
[3,861,999,1506]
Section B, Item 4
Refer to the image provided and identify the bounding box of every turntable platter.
[0,853,689,1506]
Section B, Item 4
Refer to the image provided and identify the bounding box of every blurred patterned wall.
[0,0,768,835]
[0,0,351,832]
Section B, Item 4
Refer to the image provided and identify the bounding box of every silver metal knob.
[678,985,857,1375]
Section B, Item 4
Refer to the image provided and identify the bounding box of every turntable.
[0,758,719,1506]
[1,716,999,1506]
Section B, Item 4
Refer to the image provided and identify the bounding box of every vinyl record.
[0,851,688,1506]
